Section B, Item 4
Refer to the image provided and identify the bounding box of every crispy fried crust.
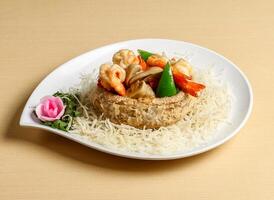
[91,88,193,129]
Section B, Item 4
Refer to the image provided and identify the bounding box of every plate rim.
[19,38,254,160]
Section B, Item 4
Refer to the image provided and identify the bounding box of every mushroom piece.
[128,67,163,85]
[126,81,155,99]
[125,64,142,86]
[142,73,161,89]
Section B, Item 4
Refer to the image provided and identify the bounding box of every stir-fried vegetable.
[127,80,155,98]
[156,63,177,97]
[138,49,154,61]
[143,74,160,90]
[129,66,163,85]
[172,69,205,97]
[125,64,142,86]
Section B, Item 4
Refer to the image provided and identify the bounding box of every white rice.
[70,67,232,155]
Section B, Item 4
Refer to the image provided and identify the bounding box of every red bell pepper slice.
[172,69,205,97]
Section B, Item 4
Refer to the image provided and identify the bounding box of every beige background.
[1,0,274,199]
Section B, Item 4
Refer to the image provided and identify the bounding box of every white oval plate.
[20,39,253,160]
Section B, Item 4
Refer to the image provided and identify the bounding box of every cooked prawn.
[99,64,112,91]
[113,49,139,69]
[98,79,112,91]
[147,54,168,68]
[99,63,126,96]
[171,58,192,79]
[137,55,147,70]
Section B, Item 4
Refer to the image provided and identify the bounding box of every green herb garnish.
[42,92,81,131]
[53,92,81,118]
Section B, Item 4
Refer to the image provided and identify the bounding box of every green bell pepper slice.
[137,49,154,61]
[156,63,177,97]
